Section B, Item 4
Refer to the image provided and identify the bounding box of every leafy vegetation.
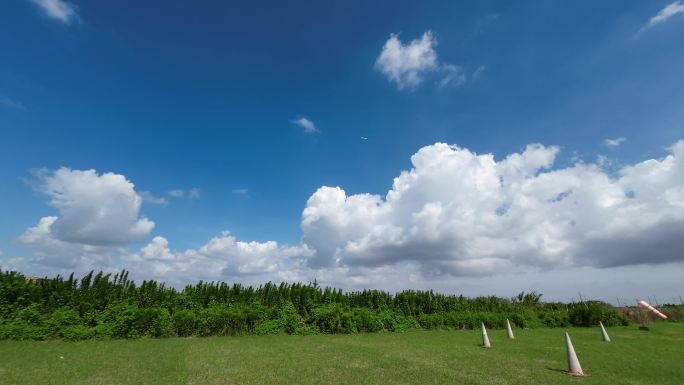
[0,269,633,340]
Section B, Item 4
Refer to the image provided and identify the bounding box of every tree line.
[0,269,630,341]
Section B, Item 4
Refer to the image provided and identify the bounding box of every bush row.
[0,301,629,341]
[0,269,631,340]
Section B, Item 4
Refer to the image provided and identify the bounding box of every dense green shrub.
[172,308,197,337]
[417,311,516,330]
[0,269,631,340]
[135,307,174,338]
[96,302,139,338]
[351,308,384,332]
[61,325,97,341]
[379,312,419,332]
[46,307,83,337]
[0,303,49,340]
[254,303,317,335]
[312,303,354,333]
[0,320,47,340]
[197,303,261,336]
[568,302,629,327]
[276,303,305,334]
[254,319,282,335]
[538,310,569,327]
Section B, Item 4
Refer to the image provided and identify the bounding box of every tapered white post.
[506,319,515,339]
[599,321,611,342]
[481,323,491,348]
[565,333,584,376]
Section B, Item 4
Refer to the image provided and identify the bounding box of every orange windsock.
[638,300,668,320]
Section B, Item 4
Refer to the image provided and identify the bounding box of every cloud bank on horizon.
[9,139,684,290]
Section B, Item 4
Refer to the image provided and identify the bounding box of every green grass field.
[0,323,682,385]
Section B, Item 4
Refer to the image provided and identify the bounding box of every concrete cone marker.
[481,323,491,348]
[565,333,584,376]
[506,319,515,339]
[599,321,611,342]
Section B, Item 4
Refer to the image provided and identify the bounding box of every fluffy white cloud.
[121,233,313,285]
[301,141,684,276]
[136,236,175,261]
[18,216,119,269]
[643,1,684,30]
[292,117,318,133]
[375,32,468,89]
[198,232,310,275]
[375,32,440,89]
[29,0,79,24]
[21,168,154,247]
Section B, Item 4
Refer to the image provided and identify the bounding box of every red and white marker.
[638,300,668,320]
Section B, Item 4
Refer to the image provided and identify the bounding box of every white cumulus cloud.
[301,141,684,276]
[121,233,313,285]
[18,216,118,269]
[21,168,154,247]
[29,0,79,24]
[375,31,468,89]
[375,32,439,89]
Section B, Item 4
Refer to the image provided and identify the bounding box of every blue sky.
[1,1,684,302]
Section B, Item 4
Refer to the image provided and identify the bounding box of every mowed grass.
[0,324,682,385]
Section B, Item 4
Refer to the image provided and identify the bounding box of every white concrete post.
[565,333,585,376]
[599,321,611,342]
[506,319,515,339]
[481,322,491,348]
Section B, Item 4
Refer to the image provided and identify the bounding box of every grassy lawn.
[0,323,682,385]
